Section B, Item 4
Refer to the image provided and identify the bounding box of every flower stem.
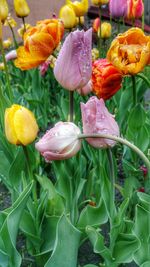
[0,39,13,102]
[142,0,145,31]
[69,91,74,122]
[78,133,150,179]
[131,75,137,107]
[136,73,150,87]
[23,146,37,203]
[8,22,18,49]
[98,5,102,57]
[22,17,26,34]
[106,148,115,217]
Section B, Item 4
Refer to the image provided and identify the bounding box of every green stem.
[0,39,13,102]
[78,133,150,179]
[131,75,137,107]
[23,146,37,203]
[69,91,74,122]
[136,73,150,87]
[22,17,26,34]
[7,22,18,49]
[106,148,115,218]
[117,19,120,34]
[98,5,102,57]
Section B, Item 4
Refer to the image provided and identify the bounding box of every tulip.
[76,16,84,26]
[81,96,119,148]
[93,17,100,33]
[0,63,4,70]
[14,0,30,18]
[15,18,64,70]
[35,122,81,161]
[109,0,127,18]
[91,0,109,6]
[5,104,39,145]
[39,60,50,76]
[92,48,99,61]
[92,59,122,100]
[107,28,150,75]
[98,22,111,39]
[59,4,77,29]
[54,28,92,91]
[66,0,88,17]
[77,80,92,96]
[3,38,12,49]
[126,0,144,20]
[4,13,17,27]
[5,49,17,61]
[17,23,31,38]
[0,0,9,23]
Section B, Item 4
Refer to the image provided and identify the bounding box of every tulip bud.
[109,0,128,18]
[77,80,92,96]
[81,96,120,148]
[54,28,92,91]
[3,38,12,49]
[5,49,17,61]
[5,104,39,145]
[92,48,99,61]
[0,0,9,23]
[0,63,5,70]
[93,17,100,33]
[0,19,2,41]
[126,0,144,20]
[35,122,81,161]
[98,22,111,39]
[91,0,109,6]
[14,0,30,18]
[76,16,84,26]
[66,0,88,17]
[59,5,77,29]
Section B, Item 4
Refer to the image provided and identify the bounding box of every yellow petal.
[14,107,38,145]
[5,104,20,145]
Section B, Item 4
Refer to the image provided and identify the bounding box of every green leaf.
[135,126,149,153]
[44,215,81,267]
[77,200,107,230]
[128,104,146,130]
[83,265,98,267]
[0,182,33,267]
[9,147,25,189]
[141,261,150,267]
[113,233,139,263]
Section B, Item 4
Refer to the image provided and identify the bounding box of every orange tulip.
[107,28,150,75]
[15,19,64,70]
[92,58,122,100]
[92,17,100,33]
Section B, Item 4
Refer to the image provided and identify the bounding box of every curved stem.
[78,133,150,178]
[136,73,150,88]
[8,22,18,49]
[22,17,26,35]
[131,75,137,107]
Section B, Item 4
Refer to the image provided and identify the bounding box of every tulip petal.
[5,105,20,145]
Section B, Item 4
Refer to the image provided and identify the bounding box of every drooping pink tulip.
[77,80,92,96]
[5,50,17,62]
[81,96,119,148]
[126,0,144,19]
[35,122,81,161]
[109,0,128,18]
[54,28,92,91]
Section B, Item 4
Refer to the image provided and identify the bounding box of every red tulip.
[126,0,144,20]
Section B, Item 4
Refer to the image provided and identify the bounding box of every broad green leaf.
[128,104,146,130]
[77,200,107,230]
[135,126,149,153]
[0,182,33,267]
[113,233,139,263]
[45,215,81,267]
[141,261,150,267]
[83,265,98,267]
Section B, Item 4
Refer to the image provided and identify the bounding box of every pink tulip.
[77,80,92,96]
[81,96,119,148]
[126,0,144,19]
[109,0,128,18]
[54,28,92,91]
[35,122,81,161]
[5,50,17,62]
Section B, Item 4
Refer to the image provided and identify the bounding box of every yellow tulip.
[5,104,39,145]
[59,5,76,29]
[0,63,5,70]
[66,0,88,17]
[0,19,2,40]
[14,0,30,18]
[98,22,111,39]
[17,23,31,38]
[91,0,109,5]
[0,0,9,23]
[76,16,84,25]
[3,38,12,49]
[4,13,17,27]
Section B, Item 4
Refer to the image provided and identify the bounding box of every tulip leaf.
[83,265,98,267]
[9,147,25,189]
[44,215,81,267]
[0,182,33,267]
[135,126,149,153]
[141,261,150,267]
[128,104,146,130]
